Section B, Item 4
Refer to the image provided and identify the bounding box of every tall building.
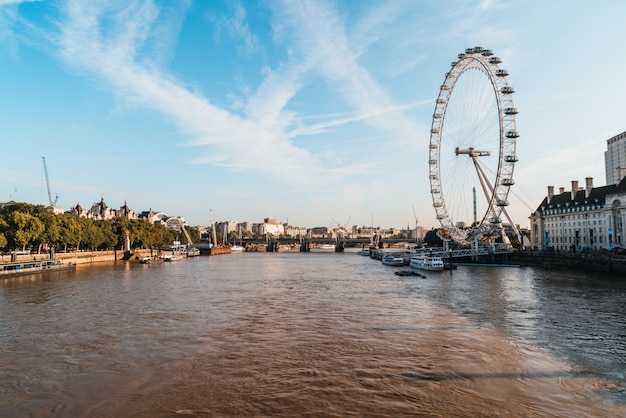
[604,131,626,185]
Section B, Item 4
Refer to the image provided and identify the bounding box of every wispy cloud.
[215,1,259,56]
[57,1,317,181]
[54,0,420,191]
[265,0,420,138]
[0,0,41,5]
[287,100,430,138]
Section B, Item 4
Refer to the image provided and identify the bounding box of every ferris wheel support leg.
[472,156,495,204]
[500,206,524,247]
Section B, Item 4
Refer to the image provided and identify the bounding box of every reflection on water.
[1,253,625,417]
[409,265,626,389]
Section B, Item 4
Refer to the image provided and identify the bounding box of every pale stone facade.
[529,177,626,251]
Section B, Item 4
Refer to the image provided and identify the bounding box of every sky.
[1,0,625,230]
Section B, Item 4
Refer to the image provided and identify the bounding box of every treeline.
[0,202,200,253]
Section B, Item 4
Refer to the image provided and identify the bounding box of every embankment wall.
[1,249,154,265]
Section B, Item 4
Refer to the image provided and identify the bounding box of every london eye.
[429,47,518,244]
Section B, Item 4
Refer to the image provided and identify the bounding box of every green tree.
[33,210,60,254]
[94,220,117,250]
[423,229,444,247]
[58,213,82,252]
[10,212,45,251]
[0,232,7,249]
[0,217,9,251]
[82,219,105,250]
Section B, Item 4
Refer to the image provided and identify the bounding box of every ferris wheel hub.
[455,147,490,157]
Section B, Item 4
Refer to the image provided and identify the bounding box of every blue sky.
[1,0,625,230]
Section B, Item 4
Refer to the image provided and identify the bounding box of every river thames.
[1,251,625,417]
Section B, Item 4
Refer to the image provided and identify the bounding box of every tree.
[58,213,82,252]
[94,220,117,250]
[0,232,7,250]
[0,217,9,251]
[82,219,105,251]
[10,212,44,251]
[423,229,444,247]
[33,210,60,254]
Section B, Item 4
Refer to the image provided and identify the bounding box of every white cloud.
[53,0,424,194]
[0,0,41,5]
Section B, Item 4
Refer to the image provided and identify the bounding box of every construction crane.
[41,156,58,207]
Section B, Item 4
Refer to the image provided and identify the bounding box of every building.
[604,131,626,185]
[284,225,307,238]
[69,198,139,221]
[529,177,626,251]
[217,221,239,238]
[252,217,285,237]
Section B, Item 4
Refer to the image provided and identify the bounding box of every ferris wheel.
[429,47,518,244]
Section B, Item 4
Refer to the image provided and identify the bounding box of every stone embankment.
[2,249,154,266]
[513,250,626,274]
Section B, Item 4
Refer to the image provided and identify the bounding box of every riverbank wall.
[512,251,626,275]
[1,249,154,266]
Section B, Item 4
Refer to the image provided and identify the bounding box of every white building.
[284,225,307,238]
[252,217,285,237]
[604,131,626,185]
[529,177,626,251]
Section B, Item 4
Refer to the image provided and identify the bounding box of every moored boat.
[1,259,75,277]
[409,255,444,272]
[312,243,336,252]
[186,247,200,257]
[162,254,184,262]
[230,244,245,253]
[381,254,404,266]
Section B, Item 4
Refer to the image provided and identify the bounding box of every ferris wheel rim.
[428,47,518,244]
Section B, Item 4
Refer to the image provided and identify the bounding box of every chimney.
[571,180,579,200]
[559,187,565,194]
[585,177,593,198]
[547,185,554,204]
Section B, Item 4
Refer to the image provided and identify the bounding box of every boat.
[230,226,245,252]
[277,244,300,252]
[186,247,200,257]
[161,241,188,261]
[162,254,184,262]
[369,247,383,260]
[356,247,370,256]
[409,255,445,272]
[312,243,336,252]
[1,259,75,277]
[381,254,404,266]
[139,256,152,264]
[230,245,245,253]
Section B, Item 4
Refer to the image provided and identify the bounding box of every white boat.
[356,248,370,256]
[409,255,444,272]
[313,244,336,252]
[277,244,300,252]
[381,254,404,266]
[162,254,184,262]
[230,245,245,253]
[186,247,200,257]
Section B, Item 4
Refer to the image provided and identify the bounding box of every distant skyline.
[1,1,625,229]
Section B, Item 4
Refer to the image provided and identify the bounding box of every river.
[1,251,625,417]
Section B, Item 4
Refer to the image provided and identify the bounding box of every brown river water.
[1,251,625,417]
